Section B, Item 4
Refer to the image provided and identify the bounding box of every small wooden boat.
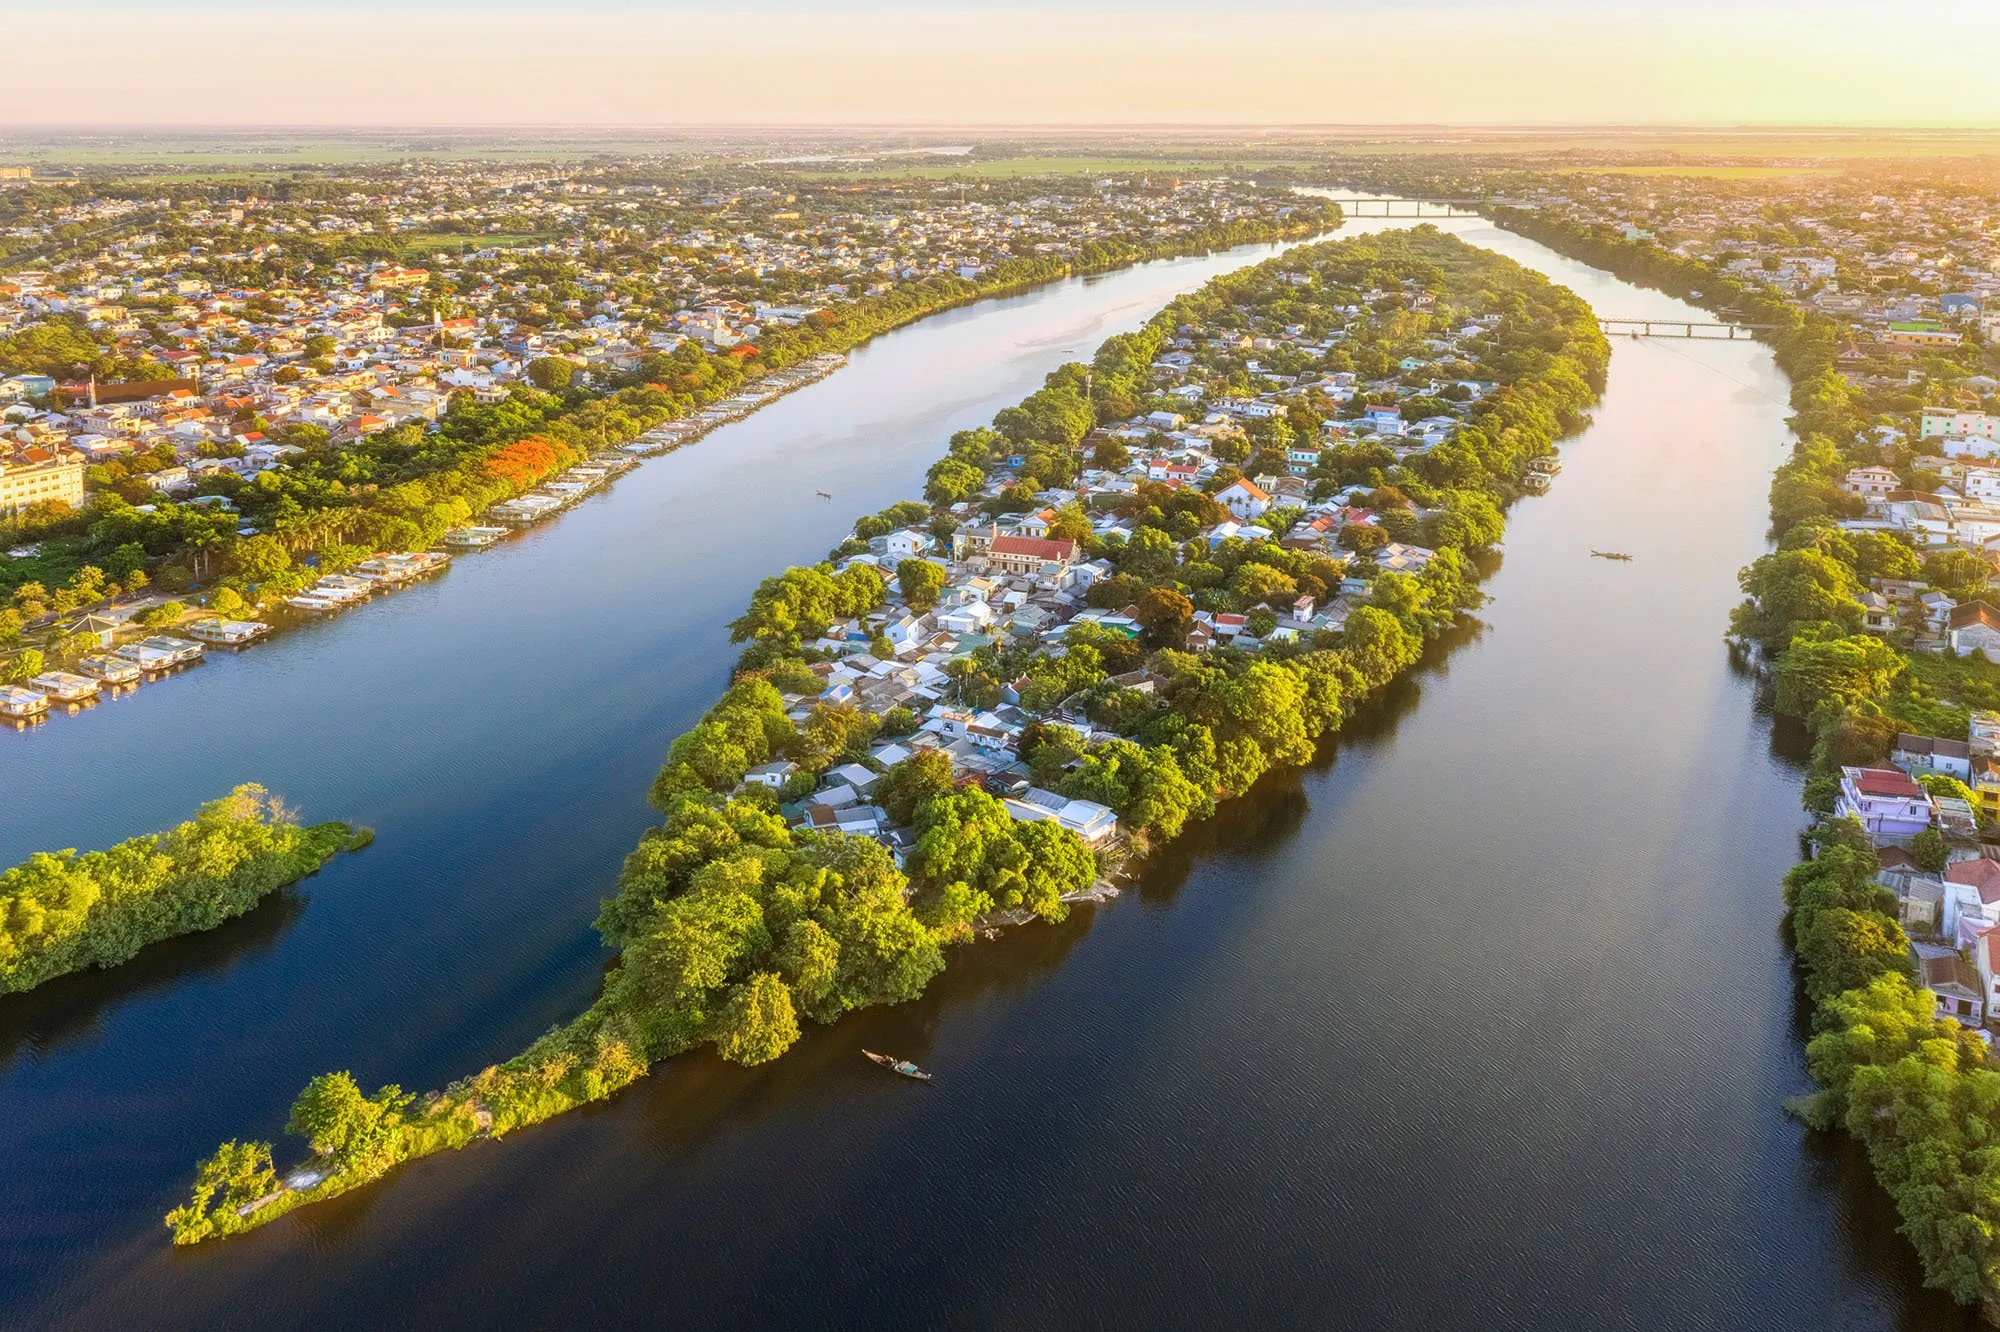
[863,1049,931,1082]
[815,489,832,500]
[1591,550,1634,561]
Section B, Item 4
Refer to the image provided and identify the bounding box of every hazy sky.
[10,0,1998,127]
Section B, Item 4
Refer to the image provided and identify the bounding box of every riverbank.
[163,225,1608,1244]
[2,212,1339,739]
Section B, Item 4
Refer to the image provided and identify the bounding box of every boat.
[0,684,51,719]
[441,525,507,550]
[1591,550,1634,561]
[863,1050,932,1082]
[28,671,101,703]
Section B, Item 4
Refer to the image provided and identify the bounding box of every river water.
[0,201,1968,1329]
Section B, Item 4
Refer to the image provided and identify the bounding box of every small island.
[0,783,365,996]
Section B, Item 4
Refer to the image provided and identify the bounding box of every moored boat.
[863,1050,932,1082]
[77,653,143,685]
[28,671,101,703]
[0,684,51,719]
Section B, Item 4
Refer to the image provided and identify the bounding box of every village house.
[1214,477,1272,520]
[1949,602,2000,661]
[982,534,1077,579]
[1835,765,1933,841]
[1893,733,1974,783]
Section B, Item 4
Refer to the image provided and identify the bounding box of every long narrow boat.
[863,1050,932,1082]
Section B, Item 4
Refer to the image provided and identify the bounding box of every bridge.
[1336,198,1487,218]
[1598,317,1780,340]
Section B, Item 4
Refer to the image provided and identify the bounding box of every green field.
[1557,163,1849,179]
[805,155,1266,179]
[397,231,556,257]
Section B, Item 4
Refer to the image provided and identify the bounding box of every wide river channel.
[0,196,1972,1329]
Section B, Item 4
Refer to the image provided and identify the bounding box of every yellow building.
[1972,757,2000,825]
[0,450,85,515]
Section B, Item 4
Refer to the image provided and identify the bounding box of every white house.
[1844,466,1900,497]
[1214,477,1272,520]
[1893,733,1974,783]
[1003,787,1119,844]
[1950,602,2000,661]
[1948,857,2000,945]
[937,599,996,636]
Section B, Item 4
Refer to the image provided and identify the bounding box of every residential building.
[1835,765,1933,840]
[0,448,85,514]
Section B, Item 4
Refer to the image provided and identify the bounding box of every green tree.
[875,750,957,826]
[1134,585,1193,650]
[526,356,575,391]
[1911,826,1949,873]
[897,558,948,612]
[713,972,801,1065]
[1771,628,1902,718]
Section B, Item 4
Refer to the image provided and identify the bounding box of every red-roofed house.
[985,534,1077,579]
[1836,765,1932,839]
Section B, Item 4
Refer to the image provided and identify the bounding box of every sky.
[8,0,2000,128]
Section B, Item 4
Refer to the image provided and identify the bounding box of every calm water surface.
[0,203,1970,1329]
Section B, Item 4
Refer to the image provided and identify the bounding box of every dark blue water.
[0,207,1967,1330]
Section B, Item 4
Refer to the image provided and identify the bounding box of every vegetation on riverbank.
[165,226,1606,1246]
[1481,203,2000,1318]
[0,785,360,996]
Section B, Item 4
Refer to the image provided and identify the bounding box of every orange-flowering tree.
[483,435,577,492]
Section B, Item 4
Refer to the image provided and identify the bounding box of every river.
[0,199,1970,1329]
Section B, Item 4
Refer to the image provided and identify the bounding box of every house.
[1002,786,1119,844]
[1944,856,2000,943]
[1360,404,1403,433]
[1835,765,1933,840]
[1979,930,2000,1027]
[879,613,925,656]
[937,598,996,636]
[1893,733,1974,783]
[744,760,800,790]
[883,528,931,561]
[984,534,1076,579]
[1921,953,1986,1027]
[1374,542,1436,574]
[1017,507,1057,539]
[824,762,881,795]
[1214,477,1271,520]
[1922,409,2000,442]
[1949,601,2000,661]
[1845,466,1900,497]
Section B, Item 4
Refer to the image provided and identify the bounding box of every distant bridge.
[1336,198,1487,218]
[1599,317,1780,340]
